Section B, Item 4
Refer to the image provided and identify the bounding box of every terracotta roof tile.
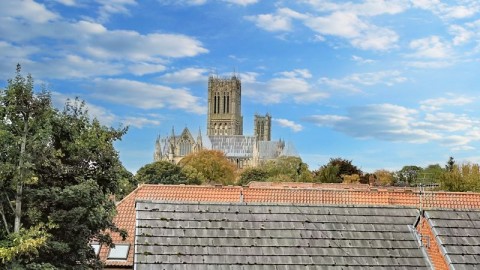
[101,183,480,268]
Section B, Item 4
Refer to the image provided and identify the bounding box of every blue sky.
[1,0,480,174]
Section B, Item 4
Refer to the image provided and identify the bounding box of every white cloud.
[420,95,474,111]
[0,15,208,79]
[273,118,303,132]
[247,1,402,50]
[306,101,480,149]
[245,14,293,32]
[305,104,440,143]
[320,70,406,92]
[449,25,474,46]
[0,0,58,23]
[242,69,327,104]
[52,91,163,128]
[91,78,206,114]
[159,68,209,84]
[352,55,375,64]
[129,63,166,76]
[409,36,451,59]
[223,0,258,6]
[411,0,479,20]
[96,0,137,22]
[54,0,77,6]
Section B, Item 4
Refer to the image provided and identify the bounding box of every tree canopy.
[135,161,202,185]
[179,150,236,185]
[1,66,127,268]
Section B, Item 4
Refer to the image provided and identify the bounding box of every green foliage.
[116,167,136,200]
[180,165,205,185]
[259,156,312,183]
[313,165,341,183]
[238,167,269,186]
[373,170,394,186]
[136,161,189,185]
[445,156,455,172]
[327,158,363,176]
[179,150,236,185]
[1,66,128,268]
[394,165,422,186]
[0,223,52,265]
[313,158,362,183]
[440,163,480,192]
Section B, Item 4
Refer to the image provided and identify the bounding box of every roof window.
[107,244,130,260]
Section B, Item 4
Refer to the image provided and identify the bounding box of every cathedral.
[154,75,297,168]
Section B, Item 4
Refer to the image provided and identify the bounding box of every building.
[154,75,296,168]
[100,184,480,269]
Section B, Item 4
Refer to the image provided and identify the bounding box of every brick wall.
[416,216,449,270]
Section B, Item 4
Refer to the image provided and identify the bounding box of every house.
[100,184,480,269]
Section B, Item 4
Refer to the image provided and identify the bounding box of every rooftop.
[135,201,429,269]
[100,184,480,268]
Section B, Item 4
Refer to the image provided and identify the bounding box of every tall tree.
[179,150,236,185]
[136,161,194,185]
[260,156,312,182]
[1,67,127,268]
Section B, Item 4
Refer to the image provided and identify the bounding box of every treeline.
[134,153,480,193]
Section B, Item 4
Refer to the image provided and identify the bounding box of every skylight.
[107,244,130,260]
[91,243,101,256]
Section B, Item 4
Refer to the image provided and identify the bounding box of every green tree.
[136,161,191,185]
[238,167,269,186]
[260,156,312,182]
[313,165,341,183]
[394,165,422,186]
[116,167,136,200]
[440,163,480,192]
[313,158,362,183]
[1,67,127,268]
[179,150,236,185]
[445,156,455,172]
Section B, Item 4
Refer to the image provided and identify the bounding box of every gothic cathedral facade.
[154,75,295,168]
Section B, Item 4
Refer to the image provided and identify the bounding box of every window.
[108,244,130,260]
[91,243,101,256]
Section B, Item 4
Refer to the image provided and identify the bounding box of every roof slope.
[425,209,480,270]
[135,201,429,269]
[99,185,242,267]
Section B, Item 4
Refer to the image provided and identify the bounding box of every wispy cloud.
[273,118,303,132]
[90,78,206,114]
[319,70,406,92]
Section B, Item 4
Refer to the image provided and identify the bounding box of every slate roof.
[425,209,480,270]
[135,201,430,269]
[102,184,480,268]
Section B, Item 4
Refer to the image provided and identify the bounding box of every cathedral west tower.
[207,75,243,136]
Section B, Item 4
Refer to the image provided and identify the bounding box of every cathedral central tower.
[207,75,243,136]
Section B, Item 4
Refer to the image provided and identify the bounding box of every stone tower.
[207,75,243,136]
[254,113,271,141]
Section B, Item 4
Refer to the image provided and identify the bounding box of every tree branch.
[0,204,10,234]
[4,192,15,212]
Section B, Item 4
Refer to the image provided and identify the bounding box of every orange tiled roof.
[101,183,480,268]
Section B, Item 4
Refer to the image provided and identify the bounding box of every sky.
[1,0,480,174]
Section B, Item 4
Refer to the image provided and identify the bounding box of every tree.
[394,165,422,186]
[116,167,136,200]
[179,150,236,185]
[136,161,193,185]
[259,156,312,182]
[238,167,269,186]
[445,156,455,172]
[440,163,480,192]
[373,170,394,186]
[313,158,362,183]
[1,67,127,268]
[313,165,341,183]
